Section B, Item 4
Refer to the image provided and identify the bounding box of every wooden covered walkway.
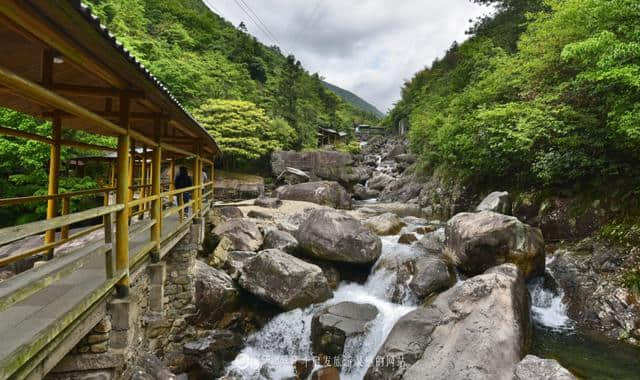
[0,1,220,379]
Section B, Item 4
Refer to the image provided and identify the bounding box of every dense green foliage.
[84,0,379,149]
[194,99,295,164]
[0,109,115,227]
[322,81,385,118]
[388,0,640,194]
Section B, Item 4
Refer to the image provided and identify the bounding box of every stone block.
[94,318,112,334]
[87,333,110,344]
[149,284,164,313]
[109,299,134,331]
[90,342,109,353]
[149,263,166,286]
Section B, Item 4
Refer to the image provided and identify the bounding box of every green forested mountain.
[84,0,379,152]
[387,0,640,195]
[322,81,385,118]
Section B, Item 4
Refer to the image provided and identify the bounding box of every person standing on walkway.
[174,166,192,214]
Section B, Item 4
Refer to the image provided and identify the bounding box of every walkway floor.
[0,212,186,379]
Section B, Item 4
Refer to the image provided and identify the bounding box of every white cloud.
[207,0,490,112]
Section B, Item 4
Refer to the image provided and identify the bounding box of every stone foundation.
[46,219,204,380]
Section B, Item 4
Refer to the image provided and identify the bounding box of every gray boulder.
[297,209,382,264]
[413,228,445,255]
[262,229,298,254]
[238,249,332,310]
[311,302,378,357]
[195,261,240,323]
[476,191,512,215]
[367,173,394,191]
[364,212,406,236]
[365,264,529,380]
[212,219,263,252]
[394,153,417,164]
[316,165,372,187]
[444,211,545,280]
[274,181,351,209]
[353,184,379,200]
[222,250,257,280]
[183,330,243,378]
[514,355,577,380]
[409,255,456,300]
[358,202,423,218]
[207,206,243,226]
[254,197,282,209]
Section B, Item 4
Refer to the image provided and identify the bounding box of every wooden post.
[128,141,134,224]
[115,95,131,297]
[210,157,215,205]
[151,139,162,256]
[139,145,147,220]
[169,159,175,192]
[60,196,70,240]
[109,161,116,186]
[44,116,61,259]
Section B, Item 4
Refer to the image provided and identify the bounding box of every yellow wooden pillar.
[169,159,175,192]
[115,95,131,297]
[210,157,215,205]
[151,143,162,255]
[139,145,147,220]
[44,116,61,259]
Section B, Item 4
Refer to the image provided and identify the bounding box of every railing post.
[115,95,131,297]
[151,141,162,261]
[44,115,61,260]
[210,156,215,205]
[60,196,70,240]
[139,145,147,220]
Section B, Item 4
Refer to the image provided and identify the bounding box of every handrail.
[0,187,115,207]
[161,185,198,197]
[128,184,152,190]
[164,200,194,218]
[0,224,104,267]
[0,204,123,246]
[128,195,159,208]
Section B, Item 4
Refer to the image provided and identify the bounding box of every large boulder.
[358,202,422,218]
[414,228,445,255]
[254,197,282,209]
[274,181,351,209]
[297,209,382,264]
[183,330,243,378]
[262,229,298,254]
[206,206,243,227]
[408,255,456,300]
[195,261,240,323]
[311,302,378,358]
[222,250,257,280]
[444,211,545,280]
[316,165,372,187]
[513,355,577,380]
[476,191,512,215]
[367,173,394,191]
[238,249,332,310]
[364,212,406,236]
[352,184,379,200]
[365,264,529,380]
[378,176,424,203]
[212,219,263,252]
[271,150,353,178]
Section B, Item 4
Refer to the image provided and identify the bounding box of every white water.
[528,256,573,331]
[226,234,420,380]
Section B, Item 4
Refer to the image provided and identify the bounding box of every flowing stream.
[225,232,421,379]
[528,257,640,379]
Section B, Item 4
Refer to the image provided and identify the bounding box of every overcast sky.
[204,0,491,113]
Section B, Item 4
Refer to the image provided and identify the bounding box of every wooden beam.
[49,83,144,98]
[160,142,194,158]
[0,64,127,136]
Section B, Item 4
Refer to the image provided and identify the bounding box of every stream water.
[529,258,640,379]
[225,232,420,379]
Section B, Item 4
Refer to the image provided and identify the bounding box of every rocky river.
[189,137,640,379]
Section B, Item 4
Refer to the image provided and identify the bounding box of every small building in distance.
[354,124,385,140]
[317,127,348,146]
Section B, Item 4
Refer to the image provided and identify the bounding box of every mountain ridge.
[322,81,385,119]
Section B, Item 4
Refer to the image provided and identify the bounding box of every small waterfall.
[225,235,417,379]
[528,257,573,331]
